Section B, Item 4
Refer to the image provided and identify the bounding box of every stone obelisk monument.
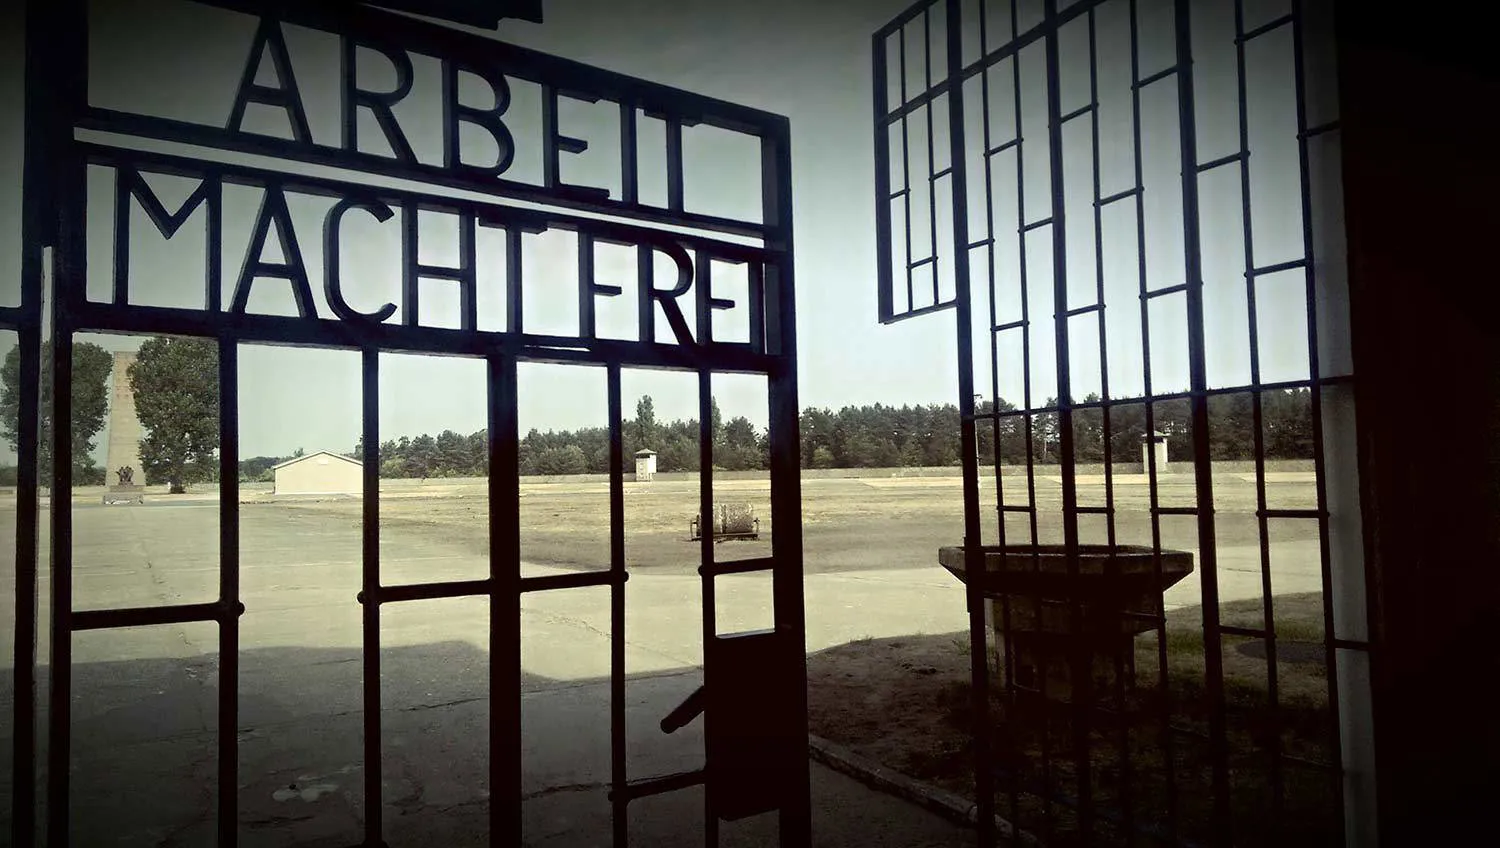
[103,351,145,503]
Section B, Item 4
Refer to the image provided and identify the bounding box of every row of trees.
[1,334,1317,490]
[0,336,218,492]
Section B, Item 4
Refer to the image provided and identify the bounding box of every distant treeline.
[226,389,1314,482]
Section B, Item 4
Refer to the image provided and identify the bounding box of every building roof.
[272,450,363,471]
[634,449,658,457]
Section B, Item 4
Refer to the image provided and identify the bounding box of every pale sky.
[0,0,1333,463]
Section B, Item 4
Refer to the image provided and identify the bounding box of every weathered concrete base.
[102,484,145,505]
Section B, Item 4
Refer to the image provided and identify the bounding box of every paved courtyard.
[0,472,1324,845]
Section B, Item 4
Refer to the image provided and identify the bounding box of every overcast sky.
[0,0,1334,463]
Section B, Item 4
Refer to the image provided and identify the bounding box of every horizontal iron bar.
[1259,508,1327,519]
[1196,151,1248,173]
[521,571,623,593]
[967,237,995,250]
[79,142,778,262]
[1095,186,1142,207]
[80,110,774,240]
[68,302,780,374]
[1074,505,1113,514]
[976,376,1349,416]
[1144,282,1190,299]
[872,0,932,40]
[986,138,1021,157]
[610,769,709,803]
[1020,217,1054,233]
[994,318,1027,333]
[1237,13,1295,44]
[363,579,493,604]
[1247,258,1309,277]
[71,601,241,631]
[931,166,954,181]
[1219,624,1267,639]
[882,299,956,324]
[1333,638,1371,651]
[1301,120,1341,139]
[1064,303,1102,318]
[999,504,1035,513]
[909,256,938,270]
[1060,102,1097,123]
[1133,64,1180,90]
[889,188,910,199]
[700,557,776,577]
[1152,506,1199,516]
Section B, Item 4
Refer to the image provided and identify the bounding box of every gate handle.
[660,686,706,734]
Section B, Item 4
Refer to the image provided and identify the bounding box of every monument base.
[103,485,145,505]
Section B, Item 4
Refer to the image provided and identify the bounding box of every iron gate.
[8,0,811,845]
[872,0,1374,845]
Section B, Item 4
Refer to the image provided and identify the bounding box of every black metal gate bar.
[1041,1,1093,839]
[217,337,241,846]
[8,1,56,843]
[1234,0,1284,830]
[46,0,89,828]
[1290,1,1350,839]
[1127,0,1181,839]
[1169,1,1233,840]
[360,346,384,844]
[1005,3,1056,840]
[938,2,995,847]
[1082,6,1136,838]
[697,367,718,846]
[761,116,812,848]
[23,1,805,843]
[488,353,522,846]
[607,364,628,848]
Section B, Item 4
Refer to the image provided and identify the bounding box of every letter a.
[227,17,314,144]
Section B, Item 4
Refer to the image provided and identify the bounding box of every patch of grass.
[809,598,1339,848]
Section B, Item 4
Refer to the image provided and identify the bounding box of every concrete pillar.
[104,351,144,487]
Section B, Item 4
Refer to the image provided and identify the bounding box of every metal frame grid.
[11,1,811,845]
[873,0,1370,845]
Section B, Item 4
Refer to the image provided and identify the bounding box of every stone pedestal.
[940,544,1194,703]
[103,484,144,505]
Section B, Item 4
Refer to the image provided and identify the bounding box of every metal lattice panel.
[873,0,1371,845]
[10,1,810,845]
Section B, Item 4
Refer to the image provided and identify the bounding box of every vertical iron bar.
[505,228,524,335]
[488,354,522,846]
[608,364,627,848]
[12,1,54,841]
[942,2,996,846]
[976,0,1024,829]
[218,337,240,847]
[762,119,811,848]
[923,8,940,306]
[666,119,684,214]
[1128,0,1179,839]
[1009,0,1051,836]
[900,34,916,313]
[1042,1,1091,839]
[697,366,717,847]
[1172,0,1234,839]
[47,0,87,830]
[874,28,895,322]
[620,104,639,206]
[1233,0,1285,829]
[360,346,383,844]
[1290,1,1349,839]
[1085,7,1135,841]
[112,171,130,306]
[47,284,74,846]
